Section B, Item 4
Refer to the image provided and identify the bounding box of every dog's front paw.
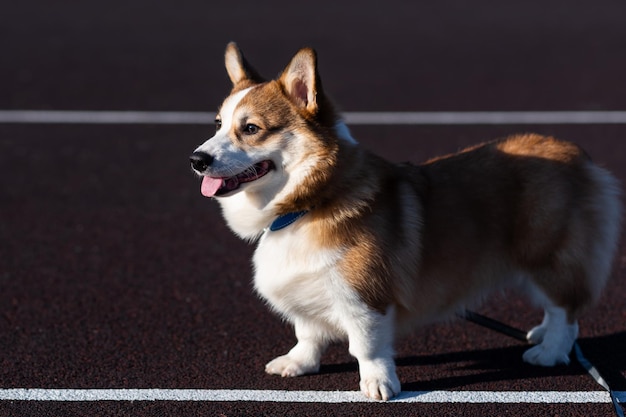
[360,375,401,401]
[265,355,319,377]
[358,360,401,401]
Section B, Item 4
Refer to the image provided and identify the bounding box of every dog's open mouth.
[201,161,274,197]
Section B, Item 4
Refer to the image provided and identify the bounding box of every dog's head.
[190,43,344,212]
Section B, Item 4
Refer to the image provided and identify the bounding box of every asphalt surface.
[1,1,626,416]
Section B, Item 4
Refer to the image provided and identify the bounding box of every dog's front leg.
[346,306,400,401]
[265,317,329,377]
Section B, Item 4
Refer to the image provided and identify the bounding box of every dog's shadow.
[318,331,626,391]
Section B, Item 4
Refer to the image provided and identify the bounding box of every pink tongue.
[201,176,223,197]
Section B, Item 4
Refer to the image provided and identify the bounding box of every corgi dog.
[190,42,622,400]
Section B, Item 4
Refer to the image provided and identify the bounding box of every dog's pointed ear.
[224,42,264,86]
[279,48,320,114]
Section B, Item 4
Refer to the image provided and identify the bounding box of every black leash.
[461,310,528,342]
[461,309,624,417]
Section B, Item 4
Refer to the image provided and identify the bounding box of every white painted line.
[0,389,623,403]
[345,111,626,125]
[1,110,626,125]
[0,110,213,125]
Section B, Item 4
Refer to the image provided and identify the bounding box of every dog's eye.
[215,119,222,131]
[243,123,260,135]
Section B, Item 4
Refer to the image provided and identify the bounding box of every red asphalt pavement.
[1,1,626,416]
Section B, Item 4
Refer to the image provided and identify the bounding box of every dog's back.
[311,133,622,334]
[400,134,621,323]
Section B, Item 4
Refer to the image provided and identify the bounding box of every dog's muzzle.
[189,151,214,173]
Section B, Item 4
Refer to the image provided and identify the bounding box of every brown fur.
[194,44,624,398]
[219,42,622,329]
[298,134,618,325]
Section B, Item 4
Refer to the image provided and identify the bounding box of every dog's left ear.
[279,48,320,114]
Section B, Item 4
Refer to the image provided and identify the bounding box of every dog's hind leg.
[522,169,620,366]
[522,259,588,367]
[523,304,578,366]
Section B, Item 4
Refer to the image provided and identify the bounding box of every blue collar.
[268,210,309,232]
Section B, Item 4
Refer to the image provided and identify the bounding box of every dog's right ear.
[224,42,264,86]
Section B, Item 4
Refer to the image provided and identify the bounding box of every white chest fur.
[252,228,355,331]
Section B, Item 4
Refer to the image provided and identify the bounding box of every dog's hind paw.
[265,355,319,377]
[523,344,571,366]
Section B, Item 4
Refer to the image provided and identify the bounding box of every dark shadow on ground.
[317,332,626,391]
[577,332,626,390]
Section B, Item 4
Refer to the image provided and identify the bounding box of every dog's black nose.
[190,151,214,172]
